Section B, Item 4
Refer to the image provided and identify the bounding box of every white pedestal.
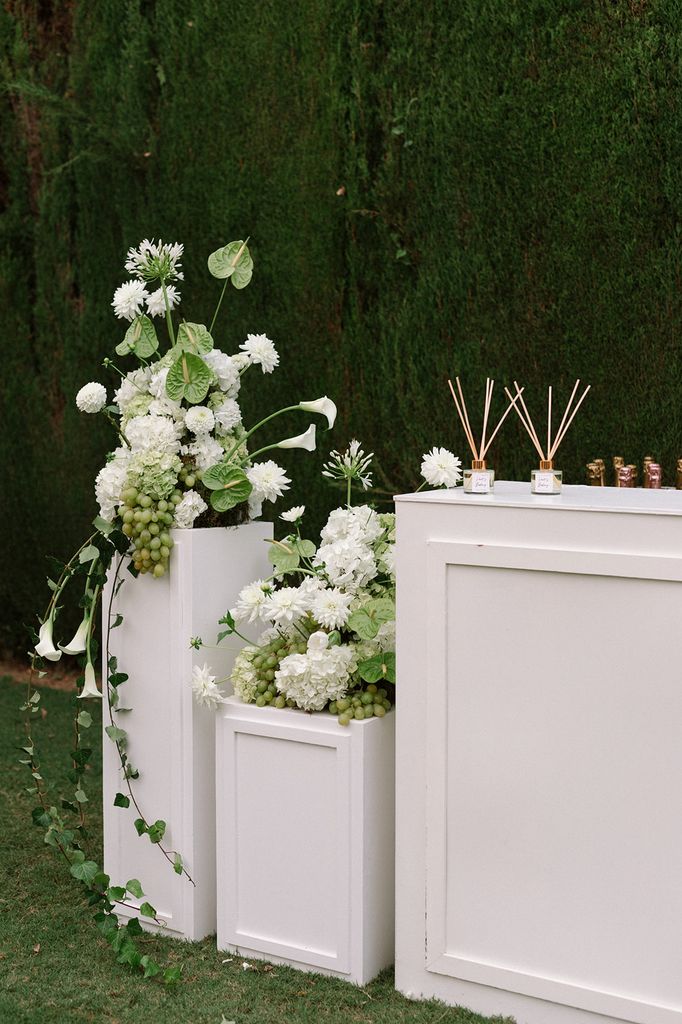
[395,483,682,1024]
[102,523,270,941]
[216,698,395,985]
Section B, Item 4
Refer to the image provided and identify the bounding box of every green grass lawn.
[0,675,510,1024]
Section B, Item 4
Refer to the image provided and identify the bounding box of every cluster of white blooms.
[95,447,132,522]
[239,333,279,374]
[275,632,355,711]
[191,663,225,710]
[315,505,384,591]
[174,489,208,529]
[231,647,260,704]
[76,382,107,414]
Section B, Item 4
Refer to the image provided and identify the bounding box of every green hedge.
[2,1,682,650]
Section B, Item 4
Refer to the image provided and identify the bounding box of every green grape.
[367,684,378,694]
[122,509,135,524]
[256,680,268,693]
[160,545,170,559]
[352,697,362,708]
[122,523,134,538]
[338,714,351,727]
[134,538,143,550]
[255,695,266,707]
[373,704,386,717]
[153,563,166,578]
[140,548,150,561]
[150,537,161,550]
[150,550,161,562]
[354,708,365,721]
[122,487,138,505]
[140,529,151,544]
[138,494,152,508]
[157,500,168,512]
[328,701,338,715]
[377,688,387,699]
[149,522,160,536]
[361,692,374,706]
[274,695,286,709]
[336,698,350,713]
[140,509,152,524]
[185,474,196,488]
[286,698,296,708]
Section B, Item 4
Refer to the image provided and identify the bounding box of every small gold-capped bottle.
[463,458,495,494]
[531,459,562,494]
[586,462,601,486]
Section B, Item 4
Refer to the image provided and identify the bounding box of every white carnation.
[124,414,182,454]
[214,398,242,433]
[174,489,207,529]
[112,280,149,321]
[190,663,225,710]
[76,382,107,414]
[246,460,291,503]
[312,587,353,630]
[420,447,462,488]
[146,284,180,317]
[275,632,354,712]
[184,405,215,435]
[181,435,224,471]
[232,579,275,624]
[239,333,279,374]
[202,349,241,396]
[94,448,131,522]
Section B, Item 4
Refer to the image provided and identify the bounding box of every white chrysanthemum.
[239,333,279,374]
[312,587,353,630]
[420,447,462,488]
[214,398,242,433]
[146,284,181,318]
[246,460,291,503]
[202,349,241,396]
[184,405,215,435]
[125,238,184,282]
[76,382,107,414]
[232,579,274,624]
[262,586,310,625]
[94,447,132,522]
[181,435,224,471]
[274,632,354,712]
[280,505,305,523]
[231,648,260,704]
[174,489,208,529]
[112,280,149,321]
[124,414,182,454]
[114,367,152,414]
[190,663,225,710]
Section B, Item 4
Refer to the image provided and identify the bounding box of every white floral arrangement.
[76,237,336,579]
[192,440,461,724]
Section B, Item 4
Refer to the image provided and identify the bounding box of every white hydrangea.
[312,587,353,630]
[314,506,383,592]
[190,663,225,710]
[232,579,274,624]
[275,632,355,712]
[94,448,131,522]
[420,447,462,488]
[114,367,152,415]
[174,489,207,529]
[202,349,241,396]
[214,398,242,433]
[124,414,182,454]
[262,586,311,625]
[231,647,260,704]
[239,333,279,374]
[181,434,224,471]
[112,280,149,321]
[148,395,184,420]
[148,366,169,398]
[320,505,383,546]
[184,405,215,435]
[231,352,250,371]
[76,382,107,414]
[146,284,180,317]
[246,460,291,503]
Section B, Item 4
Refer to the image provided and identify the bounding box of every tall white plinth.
[216,698,395,985]
[102,523,270,941]
[395,483,682,1024]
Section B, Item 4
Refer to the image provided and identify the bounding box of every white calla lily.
[78,662,102,700]
[298,396,337,429]
[60,616,90,656]
[277,424,316,452]
[35,618,62,662]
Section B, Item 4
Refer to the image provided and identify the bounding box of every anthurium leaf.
[207,239,253,283]
[294,539,316,559]
[267,539,300,573]
[117,315,158,358]
[165,351,211,405]
[358,651,396,684]
[201,464,252,512]
[348,597,395,640]
[175,321,213,355]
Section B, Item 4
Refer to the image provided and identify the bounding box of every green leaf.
[104,725,127,745]
[114,792,130,808]
[116,315,159,358]
[294,538,316,559]
[133,818,147,837]
[31,807,51,829]
[139,901,157,919]
[79,544,100,565]
[207,239,253,289]
[348,597,395,640]
[358,651,396,684]
[163,965,183,985]
[165,351,211,405]
[75,787,88,804]
[173,852,183,875]
[107,885,126,901]
[140,955,162,979]
[267,538,300,573]
[70,860,100,885]
[126,878,144,899]
[93,516,114,536]
[77,711,92,729]
[125,917,144,937]
[174,321,213,355]
[148,819,166,844]
[111,613,124,629]
[202,464,252,512]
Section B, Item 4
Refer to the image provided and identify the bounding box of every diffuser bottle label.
[470,471,491,493]
[533,471,555,493]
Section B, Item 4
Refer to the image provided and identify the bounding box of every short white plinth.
[102,523,270,941]
[395,482,682,1024]
[216,698,395,985]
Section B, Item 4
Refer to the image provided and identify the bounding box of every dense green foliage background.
[2,0,682,651]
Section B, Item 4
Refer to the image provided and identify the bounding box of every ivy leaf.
[79,544,100,565]
[207,239,253,289]
[140,955,162,979]
[174,321,213,355]
[107,885,126,901]
[77,711,92,729]
[114,792,130,808]
[165,351,211,405]
[126,878,144,899]
[139,901,157,919]
[70,860,100,885]
[358,651,396,684]
[147,819,166,844]
[116,315,159,358]
[348,598,395,640]
[133,818,147,837]
[173,852,183,875]
[31,807,51,829]
[111,614,124,630]
[125,917,144,937]
[104,725,127,745]
[163,966,183,985]
[202,463,252,512]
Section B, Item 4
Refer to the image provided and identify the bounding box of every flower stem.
[161,281,176,346]
[223,405,300,463]
[209,279,228,335]
[347,474,352,508]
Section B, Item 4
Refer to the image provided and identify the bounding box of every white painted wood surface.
[216,698,395,984]
[395,482,682,1024]
[102,523,270,941]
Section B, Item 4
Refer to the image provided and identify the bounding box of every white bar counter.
[395,482,682,1024]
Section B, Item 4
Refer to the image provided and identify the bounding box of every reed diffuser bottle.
[447,376,522,495]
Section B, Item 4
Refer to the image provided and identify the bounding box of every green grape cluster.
[250,635,308,707]
[118,487,178,577]
[178,464,201,489]
[329,685,393,727]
